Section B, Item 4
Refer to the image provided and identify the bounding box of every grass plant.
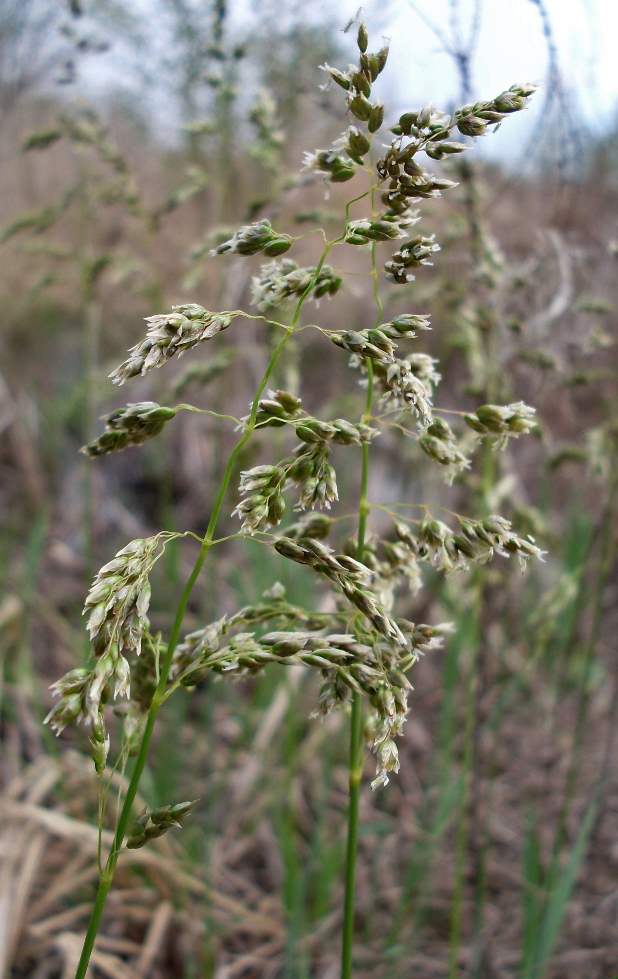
[39,17,551,977]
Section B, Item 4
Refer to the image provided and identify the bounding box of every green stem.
[341,355,374,979]
[75,238,339,979]
[78,162,99,584]
[341,178,380,974]
[341,690,363,979]
[448,594,481,978]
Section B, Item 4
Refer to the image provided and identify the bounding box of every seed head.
[110,307,235,385]
[82,403,177,456]
[464,401,536,448]
[367,358,434,420]
[251,260,342,311]
[302,149,356,184]
[126,799,197,849]
[85,537,159,658]
[211,219,292,257]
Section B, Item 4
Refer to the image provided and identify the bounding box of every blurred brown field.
[1,3,618,978]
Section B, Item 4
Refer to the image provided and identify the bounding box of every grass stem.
[341,341,374,976]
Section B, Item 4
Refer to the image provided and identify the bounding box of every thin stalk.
[466,440,497,975]
[448,598,481,978]
[448,130,500,974]
[341,171,381,973]
[75,238,338,979]
[77,160,99,583]
[341,690,363,979]
[341,227,377,976]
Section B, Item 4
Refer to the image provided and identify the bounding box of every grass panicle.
[41,16,552,979]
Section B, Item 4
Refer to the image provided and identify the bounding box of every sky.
[374,0,616,117]
[345,0,618,158]
[74,0,618,160]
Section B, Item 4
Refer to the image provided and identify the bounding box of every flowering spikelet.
[169,606,420,788]
[330,328,396,363]
[384,234,441,284]
[45,668,98,734]
[81,402,177,456]
[211,219,291,257]
[45,650,130,740]
[232,406,379,532]
[302,149,356,184]
[170,616,229,683]
[419,417,470,483]
[378,313,431,339]
[45,537,162,740]
[273,536,406,644]
[392,514,546,575]
[126,800,197,849]
[251,260,342,311]
[110,304,236,385]
[232,464,286,533]
[370,358,435,420]
[84,537,158,657]
[464,401,537,448]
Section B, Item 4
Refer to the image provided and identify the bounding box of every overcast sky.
[77,0,618,160]
[371,0,616,117]
[341,0,618,157]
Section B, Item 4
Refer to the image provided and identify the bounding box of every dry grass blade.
[56,932,139,979]
[0,826,37,976]
[0,760,64,977]
[1,796,282,927]
[0,748,286,979]
[29,903,100,941]
[27,854,98,923]
[0,595,22,631]
[527,229,574,333]
[5,757,61,803]
[3,830,47,968]
[225,937,285,977]
[0,799,105,851]
[132,901,173,978]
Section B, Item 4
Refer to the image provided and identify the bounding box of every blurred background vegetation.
[1,1,618,977]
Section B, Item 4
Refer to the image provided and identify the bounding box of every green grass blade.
[525,797,597,979]
[520,809,544,975]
